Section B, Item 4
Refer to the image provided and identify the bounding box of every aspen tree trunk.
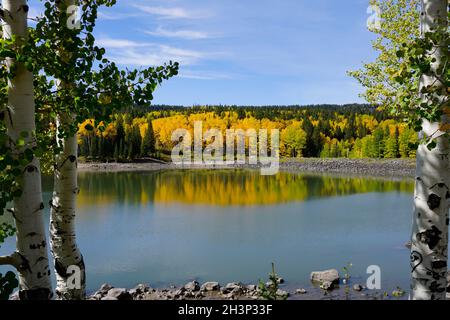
[0,0,52,300]
[50,113,85,300]
[49,0,86,300]
[410,0,449,300]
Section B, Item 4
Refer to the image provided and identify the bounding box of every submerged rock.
[296,288,307,294]
[276,289,289,297]
[310,269,340,284]
[353,284,363,292]
[320,281,334,291]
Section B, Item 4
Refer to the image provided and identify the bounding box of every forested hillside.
[78,104,418,161]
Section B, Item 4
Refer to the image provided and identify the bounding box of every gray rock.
[405,241,412,249]
[184,281,200,292]
[93,293,103,300]
[225,282,242,289]
[353,284,363,292]
[224,293,234,300]
[276,289,289,297]
[201,281,220,292]
[107,288,133,300]
[230,287,243,296]
[101,296,118,300]
[310,269,340,284]
[134,294,144,301]
[246,284,257,291]
[129,289,138,297]
[276,277,285,284]
[175,288,186,296]
[295,288,307,294]
[100,283,113,291]
[98,283,113,294]
[221,282,242,294]
[132,283,150,294]
[320,281,334,291]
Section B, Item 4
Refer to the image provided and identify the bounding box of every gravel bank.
[78,158,416,178]
[281,158,415,178]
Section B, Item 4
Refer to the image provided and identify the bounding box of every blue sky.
[32,0,377,106]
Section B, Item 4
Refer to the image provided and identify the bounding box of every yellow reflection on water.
[76,170,414,207]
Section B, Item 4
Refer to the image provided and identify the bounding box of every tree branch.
[0,252,22,269]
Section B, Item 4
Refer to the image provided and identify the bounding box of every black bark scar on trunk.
[427,194,441,210]
[431,260,447,269]
[54,258,66,277]
[54,255,85,278]
[417,226,442,250]
[411,250,423,273]
[429,281,446,294]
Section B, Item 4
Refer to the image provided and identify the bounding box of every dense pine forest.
[78,104,418,161]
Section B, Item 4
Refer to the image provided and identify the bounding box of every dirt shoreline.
[78,158,416,178]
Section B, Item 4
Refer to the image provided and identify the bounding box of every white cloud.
[96,38,147,49]
[178,70,235,80]
[97,12,142,21]
[145,27,213,40]
[96,37,208,66]
[159,45,205,60]
[132,4,211,20]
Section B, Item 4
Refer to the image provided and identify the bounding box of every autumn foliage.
[78,105,418,161]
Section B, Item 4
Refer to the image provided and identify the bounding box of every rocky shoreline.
[87,281,408,301]
[86,269,434,301]
[78,158,416,178]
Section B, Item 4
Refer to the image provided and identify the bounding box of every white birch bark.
[50,113,85,300]
[0,0,52,299]
[410,0,449,300]
[49,0,85,300]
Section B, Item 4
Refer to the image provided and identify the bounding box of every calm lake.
[1,169,415,293]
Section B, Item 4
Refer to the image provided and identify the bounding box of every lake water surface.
[1,170,415,293]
